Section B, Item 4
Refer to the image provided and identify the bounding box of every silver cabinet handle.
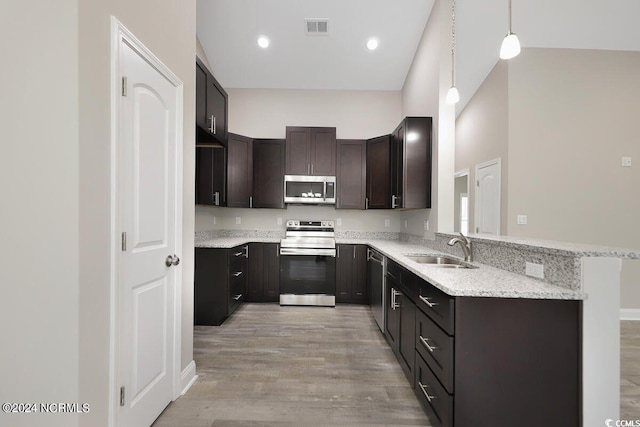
[391,195,398,209]
[391,288,401,310]
[353,246,356,259]
[419,336,437,353]
[337,246,340,258]
[233,294,242,301]
[213,116,216,134]
[249,196,253,208]
[233,271,242,277]
[365,197,369,210]
[323,181,326,201]
[214,191,220,206]
[209,115,214,133]
[165,255,180,267]
[418,382,437,403]
[419,295,438,308]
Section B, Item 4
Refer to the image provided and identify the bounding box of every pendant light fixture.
[446,0,460,105]
[499,0,521,59]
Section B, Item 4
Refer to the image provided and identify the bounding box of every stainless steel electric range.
[279,220,336,307]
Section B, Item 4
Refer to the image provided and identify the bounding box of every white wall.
[0,1,80,426]
[455,60,509,234]
[78,0,196,425]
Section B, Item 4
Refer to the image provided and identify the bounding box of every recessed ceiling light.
[257,36,270,49]
[366,38,379,51]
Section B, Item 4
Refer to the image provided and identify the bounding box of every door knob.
[165,255,180,267]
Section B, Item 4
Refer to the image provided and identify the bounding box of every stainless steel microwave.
[284,175,336,205]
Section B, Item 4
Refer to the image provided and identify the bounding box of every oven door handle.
[279,247,336,257]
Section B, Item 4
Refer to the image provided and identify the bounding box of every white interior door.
[475,159,501,235]
[118,38,180,427]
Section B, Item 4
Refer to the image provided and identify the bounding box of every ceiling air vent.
[305,19,329,35]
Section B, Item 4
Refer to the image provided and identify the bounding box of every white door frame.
[454,169,470,234]
[474,158,501,236]
[109,17,184,427]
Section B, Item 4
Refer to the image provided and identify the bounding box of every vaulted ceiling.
[197,0,640,111]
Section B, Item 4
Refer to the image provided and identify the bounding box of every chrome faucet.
[448,232,472,262]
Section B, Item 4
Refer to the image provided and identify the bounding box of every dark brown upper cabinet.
[366,117,432,210]
[253,139,285,209]
[336,139,366,209]
[226,134,253,208]
[393,117,433,209]
[195,145,226,206]
[285,126,336,176]
[366,135,392,209]
[196,58,228,146]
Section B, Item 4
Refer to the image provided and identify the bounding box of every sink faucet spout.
[448,232,472,262]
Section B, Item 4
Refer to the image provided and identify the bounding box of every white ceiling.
[198,0,640,110]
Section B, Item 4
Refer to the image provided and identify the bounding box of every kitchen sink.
[404,255,476,269]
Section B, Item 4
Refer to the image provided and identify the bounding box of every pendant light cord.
[508,0,513,34]
[451,0,456,86]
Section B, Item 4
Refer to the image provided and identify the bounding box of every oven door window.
[280,255,336,295]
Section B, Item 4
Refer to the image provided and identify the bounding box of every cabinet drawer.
[415,351,453,427]
[229,274,245,313]
[417,281,455,335]
[416,308,454,393]
[228,245,248,263]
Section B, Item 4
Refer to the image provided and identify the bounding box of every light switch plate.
[525,262,544,279]
[384,219,390,227]
[622,157,632,167]
[517,215,528,225]
[235,216,241,225]
[336,218,342,226]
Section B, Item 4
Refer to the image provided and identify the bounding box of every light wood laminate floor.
[154,305,640,426]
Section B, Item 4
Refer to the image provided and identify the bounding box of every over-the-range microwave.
[284,175,336,205]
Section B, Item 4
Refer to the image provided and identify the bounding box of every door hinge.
[121,77,127,97]
[121,232,127,251]
[120,386,125,406]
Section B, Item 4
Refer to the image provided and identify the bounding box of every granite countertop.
[195,234,586,300]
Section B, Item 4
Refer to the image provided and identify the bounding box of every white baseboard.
[180,360,198,395]
[621,309,640,321]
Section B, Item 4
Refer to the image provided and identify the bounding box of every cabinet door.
[403,117,432,209]
[247,243,264,302]
[336,139,366,209]
[385,275,400,350]
[195,61,208,129]
[253,139,285,208]
[335,244,352,303]
[194,248,228,326]
[366,135,391,209]
[263,243,280,302]
[227,134,253,208]
[206,73,227,145]
[310,127,336,176]
[391,122,404,208]
[352,245,368,303]
[399,295,416,386]
[195,145,226,206]
[285,127,311,175]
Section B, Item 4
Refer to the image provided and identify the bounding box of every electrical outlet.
[525,262,544,279]
[404,220,408,229]
[517,215,528,225]
[277,217,282,225]
[424,220,430,231]
[622,157,632,167]
[336,218,342,226]
[384,219,390,227]
[213,216,217,225]
[235,216,241,225]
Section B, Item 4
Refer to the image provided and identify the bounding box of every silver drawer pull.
[233,294,242,301]
[419,295,439,308]
[419,336,438,353]
[418,381,437,403]
[234,252,243,257]
[233,271,242,277]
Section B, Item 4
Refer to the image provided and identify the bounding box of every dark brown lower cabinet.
[194,245,248,325]
[247,243,280,302]
[413,292,580,426]
[336,244,367,303]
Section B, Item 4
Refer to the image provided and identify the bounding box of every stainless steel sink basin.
[404,255,476,269]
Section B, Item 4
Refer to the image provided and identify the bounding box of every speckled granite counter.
[195,230,587,300]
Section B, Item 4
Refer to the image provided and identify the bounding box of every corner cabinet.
[196,58,227,146]
[194,245,248,326]
[285,126,336,176]
[336,139,366,209]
